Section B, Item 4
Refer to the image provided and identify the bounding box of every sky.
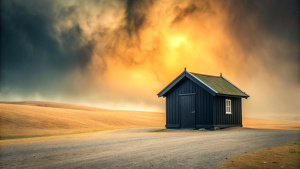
[1,0,299,120]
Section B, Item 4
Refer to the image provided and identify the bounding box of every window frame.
[225,99,232,114]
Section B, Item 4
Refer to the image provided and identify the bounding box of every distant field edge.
[0,126,163,141]
[218,140,300,169]
[0,129,113,140]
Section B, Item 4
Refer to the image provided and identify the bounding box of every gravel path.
[0,128,299,169]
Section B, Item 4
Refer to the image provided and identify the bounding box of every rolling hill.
[0,101,165,139]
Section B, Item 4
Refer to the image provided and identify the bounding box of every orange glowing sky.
[1,0,299,120]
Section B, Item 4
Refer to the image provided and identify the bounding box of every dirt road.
[0,128,299,169]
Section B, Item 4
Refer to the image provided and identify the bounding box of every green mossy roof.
[191,73,248,97]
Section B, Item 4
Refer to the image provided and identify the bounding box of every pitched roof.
[157,70,249,98]
[190,72,249,97]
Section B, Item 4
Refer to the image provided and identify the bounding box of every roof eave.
[220,76,250,98]
[216,93,249,99]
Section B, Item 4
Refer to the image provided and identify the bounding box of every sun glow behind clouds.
[169,35,186,48]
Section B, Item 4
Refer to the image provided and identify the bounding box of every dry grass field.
[0,101,165,139]
[219,141,300,169]
[0,101,299,140]
[243,118,300,130]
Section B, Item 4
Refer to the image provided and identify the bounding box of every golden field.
[243,118,300,130]
[0,101,299,139]
[0,101,165,139]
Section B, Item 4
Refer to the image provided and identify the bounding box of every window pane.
[225,99,232,114]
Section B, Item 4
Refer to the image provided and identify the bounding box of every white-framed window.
[226,99,231,114]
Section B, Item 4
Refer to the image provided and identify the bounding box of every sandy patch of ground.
[219,141,300,169]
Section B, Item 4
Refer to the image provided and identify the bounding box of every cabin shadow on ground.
[152,126,248,133]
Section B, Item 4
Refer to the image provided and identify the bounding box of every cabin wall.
[165,77,214,128]
[213,96,242,127]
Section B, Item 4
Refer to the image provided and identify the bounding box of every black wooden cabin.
[157,69,249,129]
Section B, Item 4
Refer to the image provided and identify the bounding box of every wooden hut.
[157,69,249,129]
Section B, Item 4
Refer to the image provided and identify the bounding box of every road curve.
[0,128,299,169]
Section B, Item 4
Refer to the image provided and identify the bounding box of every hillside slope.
[0,101,165,139]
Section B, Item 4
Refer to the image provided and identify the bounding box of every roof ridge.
[190,72,220,78]
[187,71,218,93]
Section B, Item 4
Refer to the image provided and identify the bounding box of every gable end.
[157,71,217,97]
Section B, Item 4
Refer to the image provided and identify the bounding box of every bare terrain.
[0,127,299,169]
[243,118,300,130]
[0,101,165,139]
[0,101,299,168]
[220,141,300,169]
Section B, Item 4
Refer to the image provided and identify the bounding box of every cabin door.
[180,95,196,128]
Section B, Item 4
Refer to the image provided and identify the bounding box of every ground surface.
[243,118,300,130]
[0,101,165,139]
[0,128,299,169]
[219,141,300,169]
[1,101,299,140]
[1,101,300,168]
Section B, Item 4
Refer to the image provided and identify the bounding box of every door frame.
[179,93,196,129]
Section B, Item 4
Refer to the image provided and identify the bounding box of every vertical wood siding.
[213,96,242,126]
[165,77,213,128]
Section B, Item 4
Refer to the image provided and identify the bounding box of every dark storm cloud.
[172,1,211,25]
[0,0,94,97]
[225,0,299,52]
[125,0,153,39]
[172,3,197,25]
[93,0,156,68]
[223,0,300,83]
